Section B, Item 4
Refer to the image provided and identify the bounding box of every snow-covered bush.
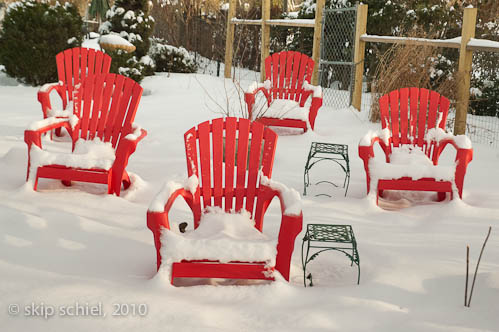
[149,37,197,73]
[99,0,154,82]
[0,0,83,86]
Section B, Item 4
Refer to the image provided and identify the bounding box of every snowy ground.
[1,69,499,331]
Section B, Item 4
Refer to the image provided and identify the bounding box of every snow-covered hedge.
[0,0,83,86]
[149,37,197,74]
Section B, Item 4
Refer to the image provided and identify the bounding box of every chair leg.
[122,171,131,190]
[437,192,446,202]
[54,127,62,137]
[61,180,72,187]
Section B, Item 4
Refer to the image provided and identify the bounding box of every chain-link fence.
[318,7,357,109]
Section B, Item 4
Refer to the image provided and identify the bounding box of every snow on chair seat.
[358,88,473,205]
[259,99,309,122]
[369,146,455,182]
[162,207,277,266]
[25,73,147,196]
[245,51,323,133]
[147,117,303,285]
[29,138,116,171]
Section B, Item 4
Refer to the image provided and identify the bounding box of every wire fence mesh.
[318,7,357,109]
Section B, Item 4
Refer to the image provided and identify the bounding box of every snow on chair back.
[73,73,143,148]
[184,118,277,229]
[56,47,112,106]
[265,51,315,103]
[379,87,450,151]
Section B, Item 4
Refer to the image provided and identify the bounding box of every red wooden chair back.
[184,118,278,230]
[379,87,450,157]
[264,51,315,104]
[73,73,143,149]
[56,47,112,106]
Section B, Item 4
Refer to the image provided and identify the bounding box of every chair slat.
[245,122,264,214]
[95,51,104,75]
[379,94,390,130]
[103,74,124,143]
[87,73,106,139]
[409,87,419,143]
[184,127,199,178]
[64,50,74,102]
[289,52,301,101]
[272,53,279,99]
[295,53,308,102]
[110,77,134,147]
[389,90,400,147]
[399,88,410,144]
[284,51,294,99]
[212,118,224,207]
[278,52,287,99]
[417,88,429,147]
[439,96,450,129]
[55,52,67,103]
[261,128,277,178]
[96,74,116,140]
[87,49,96,76]
[80,48,88,81]
[224,118,237,211]
[264,56,272,81]
[235,119,250,211]
[198,121,212,209]
[79,75,94,139]
[427,90,440,130]
[72,48,81,87]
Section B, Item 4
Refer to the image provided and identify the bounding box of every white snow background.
[1,56,499,331]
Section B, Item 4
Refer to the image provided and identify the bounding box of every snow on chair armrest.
[246,80,272,94]
[302,81,323,98]
[359,128,391,147]
[39,81,62,93]
[27,115,78,132]
[148,175,199,212]
[425,128,472,149]
[124,123,145,141]
[260,174,302,216]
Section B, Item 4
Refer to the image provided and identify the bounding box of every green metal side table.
[301,224,360,287]
[303,142,350,197]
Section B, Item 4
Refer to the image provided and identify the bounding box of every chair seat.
[161,207,277,266]
[370,145,454,181]
[30,138,116,170]
[260,99,309,121]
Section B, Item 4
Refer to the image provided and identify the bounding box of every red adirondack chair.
[245,51,323,132]
[359,88,473,205]
[147,117,303,284]
[25,73,147,196]
[37,47,112,135]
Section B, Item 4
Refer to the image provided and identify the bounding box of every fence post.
[311,0,325,85]
[260,0,271,82]
[455,7,477,135]
[351,4,368,112]
[224,0,236,79]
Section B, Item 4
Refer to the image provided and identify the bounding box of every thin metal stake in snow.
[466,226,492,307]
[465,245,469,306]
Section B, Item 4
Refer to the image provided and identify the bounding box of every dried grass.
[369,33,459,123]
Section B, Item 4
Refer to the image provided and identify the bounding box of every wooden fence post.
[311,0,325,85]
[260,0,271,82]
[351,4,368,112]
[224,0,236,78]
[455,7,477,135]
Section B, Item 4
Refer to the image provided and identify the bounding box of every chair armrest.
[24,116,77,149]
[358,129,392,162]
[257,179,303,281]
[244,81,272,119]
[147,179,200,270]
[37,82,66,117]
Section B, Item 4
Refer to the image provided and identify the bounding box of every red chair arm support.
[358,135,392,194]
[244,87,271,120]
[435,138,473,198]
[37,83,66,117]
[111,129,147,195]
[147,188,196,270]
[258,185,303,281]
[308,96,323,130]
